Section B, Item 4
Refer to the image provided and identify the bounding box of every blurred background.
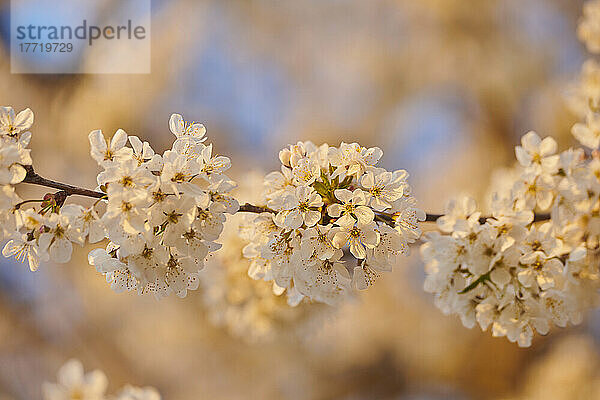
[0,0,599,399]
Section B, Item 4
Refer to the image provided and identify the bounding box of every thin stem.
[236,203,551,225]
[19,166,552,225]
[425,213,443,222]
[238,203,275,214]
[13,198,44,210]
[22,165,105,199]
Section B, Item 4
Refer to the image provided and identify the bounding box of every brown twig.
[22,165,105,199]
[238,203,275,214]
[236,204,551,225]
[19,166,553,225]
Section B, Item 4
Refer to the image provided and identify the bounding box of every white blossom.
[89,128,133,167]
[243,141,423,304]
[0,106,33,137]
[332,222,379,259]
[327,189,374,226]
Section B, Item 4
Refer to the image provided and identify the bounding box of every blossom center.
[54,224,65,238]
[172,172,187,182]
[121,201,133,212]
[350,227,361,238]
[370,187,382,197]
[141,246,153,259]
[103,149,114,161]
[152,189,167,202]
[120,175,134,187]
[166,211,182,224]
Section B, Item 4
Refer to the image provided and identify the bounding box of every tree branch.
[18,167,553,225]
[236,204,551,225]
[238,203,275,214]
[22,165,106,199]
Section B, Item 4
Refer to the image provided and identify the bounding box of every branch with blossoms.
[420,0,600,348]
[17,165,551,225]
[0,0,600,350]
[0,105,433,303]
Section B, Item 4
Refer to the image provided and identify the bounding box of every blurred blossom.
[199,172,330,342]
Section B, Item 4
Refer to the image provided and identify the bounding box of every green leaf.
[458,272,490,294]
[312,181,329,197]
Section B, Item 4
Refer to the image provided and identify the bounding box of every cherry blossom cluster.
[43,359,160,400]
[421,133,600,347]
[87,114,237,298]
[0,105,237,299]
[421,0,600,348]
[241,141,425,306]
